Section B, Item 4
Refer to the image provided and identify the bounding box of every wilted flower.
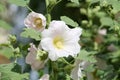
[40,20,82,61]
[39,74,49,80]
[71,60,95,80]
[71,60,83,80]
[107,44,116,52]
[24,11,46,32]
[0,28,9,44]
[25,43,45,70]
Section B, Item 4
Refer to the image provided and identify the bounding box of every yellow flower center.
[53,37,64,49]
[34,18,43,28]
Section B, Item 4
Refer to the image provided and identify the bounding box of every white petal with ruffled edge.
[40,20,82,61]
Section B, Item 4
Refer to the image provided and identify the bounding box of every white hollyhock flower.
[40,20,82,61]
[39,74,49,80]
[24,11,46,32]
[25,43,45,70]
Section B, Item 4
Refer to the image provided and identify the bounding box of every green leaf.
[82,30,92,37]
[77,50,97,63]
[70,0,79,5]
[105,34,118,42]
[0,3,6,12]
[100,17,113,26]
[60,16,79,27]
[8,0,29,7]
[95,12,107,18]
[85,64,95,72]
[111,50,120,58]
[0,63,29,80]
[0,47,14,58]
[0,63,14,72]
[66,74,71,80]
[0,20,12,30]
[106,0,120,11]
[100,0,120,12]
[90,0,100,4]
[66,2,80,7]
[20,28,41,41]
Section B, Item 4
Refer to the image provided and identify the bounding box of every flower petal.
[64,27,82,43]
[48,21,70,37]
[48,51,58,61]
[31,60,45,70]
[39,74,49,80]
[26,43,37,64]
[64,43,81,57]
[40,38,54,51]
[41,29,52,38]
[26,43,45,70]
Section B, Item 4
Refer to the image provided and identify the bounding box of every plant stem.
[61,58,73,67]
[26,5,33,12]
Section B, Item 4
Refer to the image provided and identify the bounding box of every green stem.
[50,61,58,80]
[61,58,73,67]
[26,5,33,12]
[48,0,62,13]
[46,14,51,28]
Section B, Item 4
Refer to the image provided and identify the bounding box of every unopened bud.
[81,20,88,25]
[114,26,119,31]
[80,8,87,15]
[88,9,92,18]
[49,0,56,6]
[36,50,47,60]
[100,0,108,7]
[86,0,91,3]
[93,6,101,13]
[111,10,118,15]
[14,47,20,55]
[9,35,16,43]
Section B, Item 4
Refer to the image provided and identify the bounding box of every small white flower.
[25,43,45,70]
[24,11,46,32]
[39,74,49,80]
[71,60,83,80]
[40,20,82,61]
[98,29,107,36]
